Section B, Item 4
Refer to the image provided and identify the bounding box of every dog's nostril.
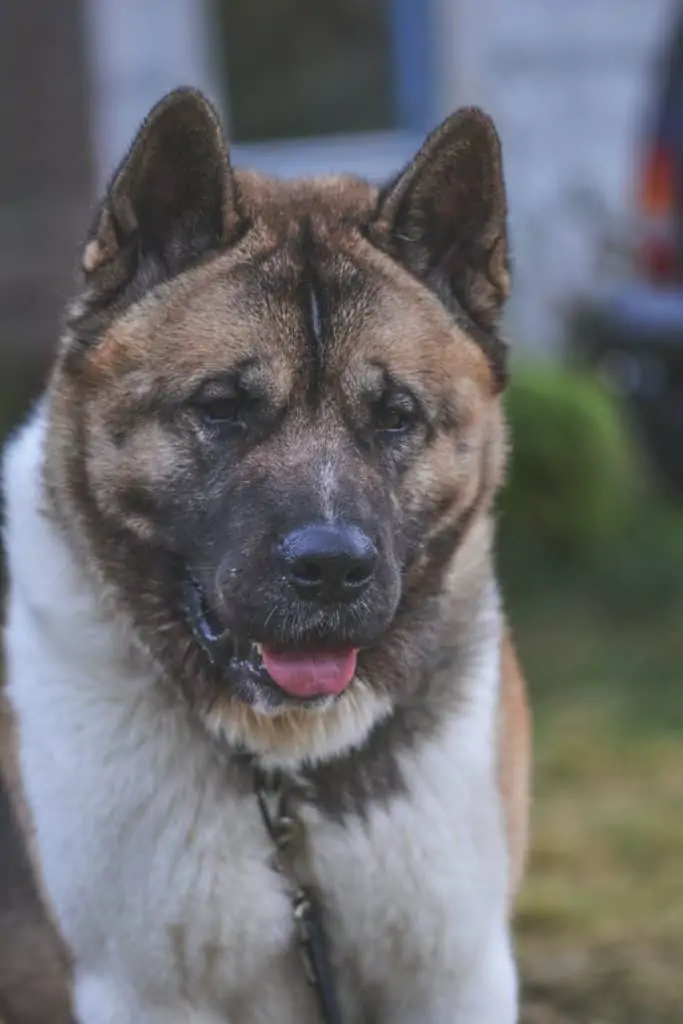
[294,560,324,585]
[280,523,377,604]
[345,563,372,585]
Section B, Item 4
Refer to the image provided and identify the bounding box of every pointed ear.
[371,107,510,338]
[82,88,244,286]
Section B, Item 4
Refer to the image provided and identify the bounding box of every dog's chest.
[14,644,502,1022]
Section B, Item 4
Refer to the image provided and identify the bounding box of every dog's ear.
[372,108,509,337]
[82,88,244,287]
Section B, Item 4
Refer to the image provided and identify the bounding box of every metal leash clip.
[292,888,317,984]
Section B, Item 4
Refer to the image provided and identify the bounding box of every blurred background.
[1,1,682,1020]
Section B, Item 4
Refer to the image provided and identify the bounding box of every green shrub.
[499,362,641,563]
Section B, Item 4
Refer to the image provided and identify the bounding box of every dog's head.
[46,89,510,764]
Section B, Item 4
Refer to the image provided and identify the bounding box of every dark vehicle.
[569,9,683,495]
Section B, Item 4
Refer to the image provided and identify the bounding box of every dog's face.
[46,90,510,763]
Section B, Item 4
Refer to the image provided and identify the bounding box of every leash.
[253,768,343,1024]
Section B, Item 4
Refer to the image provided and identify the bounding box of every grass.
[506,563,683,1023]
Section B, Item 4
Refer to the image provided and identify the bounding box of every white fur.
[3,410,517,1023]
[317,457,338,521]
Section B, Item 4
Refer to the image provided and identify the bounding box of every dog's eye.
[372,400,418,435]
[194,396,243,427]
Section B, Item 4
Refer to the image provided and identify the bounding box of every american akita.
[1,88,530,1023]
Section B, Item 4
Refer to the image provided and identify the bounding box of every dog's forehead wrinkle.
[308,282,323,349]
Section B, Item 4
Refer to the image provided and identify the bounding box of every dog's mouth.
[183,576,358,702]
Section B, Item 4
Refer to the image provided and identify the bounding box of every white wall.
[435,0,678,350]
[83,0,678,353]
[83,0,225,191]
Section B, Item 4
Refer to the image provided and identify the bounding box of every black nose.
[280,523,378,604]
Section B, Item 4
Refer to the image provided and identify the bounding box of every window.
[216,0,398,141]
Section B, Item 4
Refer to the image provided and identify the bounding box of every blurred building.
[0,0,678,394]
[475,0,677,350]
[0,0,93,405]
[87,0,677,352]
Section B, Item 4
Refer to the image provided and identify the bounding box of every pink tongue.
[260,646,358,698]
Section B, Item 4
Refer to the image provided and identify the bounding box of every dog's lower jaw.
[202,675,395,770]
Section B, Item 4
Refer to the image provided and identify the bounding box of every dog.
[1,87,530,1023]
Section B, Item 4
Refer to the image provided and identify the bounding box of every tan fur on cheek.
[405,432,479,519]
[83,413,189,542]
[403,393,504,540]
